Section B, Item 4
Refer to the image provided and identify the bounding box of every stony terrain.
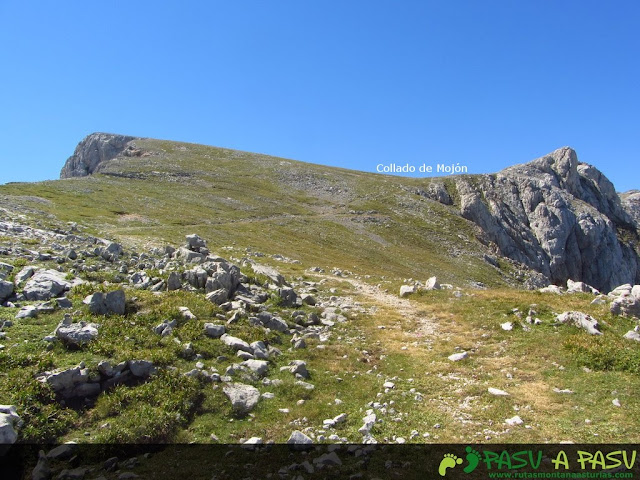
[1,133,640,477]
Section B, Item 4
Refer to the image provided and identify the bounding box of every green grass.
[1,137,639,445]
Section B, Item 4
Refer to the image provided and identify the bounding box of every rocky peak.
[503,147,580,192]
[503,147,632,226]
[427,147,640,292]
[60,133,137,179]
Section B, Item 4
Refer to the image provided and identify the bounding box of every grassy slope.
[0,137,639,446]
[0,138,509,287]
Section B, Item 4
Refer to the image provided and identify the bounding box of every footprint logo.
[463,446,481,474]
[438,453,463,477]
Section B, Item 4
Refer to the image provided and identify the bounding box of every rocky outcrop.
[23,269,72,300]
[620,190,640,226]
[60,133,137,178]
[39,360,156,400]
[426,147,640,292]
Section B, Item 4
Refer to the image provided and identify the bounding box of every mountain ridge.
[56,133,640,293]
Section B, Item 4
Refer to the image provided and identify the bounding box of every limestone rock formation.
[60,133,137,178]
[426,147,640,292]
[620,190,640,226]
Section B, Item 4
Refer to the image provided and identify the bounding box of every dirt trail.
[321,274,439,336]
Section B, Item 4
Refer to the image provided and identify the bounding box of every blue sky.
[1,1,638,190]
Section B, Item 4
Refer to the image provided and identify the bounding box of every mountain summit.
[60,133,138,178]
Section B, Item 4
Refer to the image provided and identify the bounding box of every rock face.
[620,190,640,226]
[60,133,137,178]
[427,147,640,292]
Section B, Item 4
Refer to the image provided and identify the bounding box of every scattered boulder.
[505,415,524,426]
[128,360,156,377]
[55,321,100,347]
[31,450,51,480]
[287,430,313,449]
[358,412,377,436]
[206,288,229,305]
[251,264,288,286]
[556,311,602,335]
[23,269,71,301]
[129,271,151,289]
[250,312,289,333]
[41,365,92,399]
[287,360,310,379]
[0,405,22,445]
[0,262,13,281]
[539,285,564,294]
[240,359,269,377]
[184,266,208,289]
[221,334,253,353]
[185,234,207,251]
[179,307,197,321]
[448,351,469,361]
[300,293,316,306]
[101,241,123,261]
[46,444,77,460]
[204,323,226,338]
[609,284,633,296]
[15,305,39,319]
[176,247,205,264]
[83,289,126,315]
[488,387,510,396]
[167,272,182,291]
[313,451,342,467]
[0,280,13,303]
[223,383,260,415]
[566,279,598,294]
[623,329,640,342]
[14,266,35,285]
[204,261,241,293]
[609,286,640,318]
[250,341,269,360]
[153,319,176,336]
[424,276,441,290]
[399,285,415,297]
[98,360,115,377]
[278,287,299,307]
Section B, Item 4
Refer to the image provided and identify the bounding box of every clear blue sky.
[1,1,638,190]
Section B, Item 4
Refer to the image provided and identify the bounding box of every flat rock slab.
[488,387,510,396]
[221,334,253,353]
[56,322,99,347]
[251,264,288,286]
[448,351,468,361]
